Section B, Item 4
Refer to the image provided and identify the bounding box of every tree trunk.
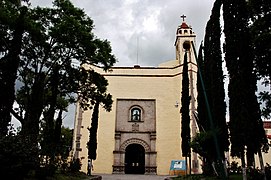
[189,154,191,175]
[55,110,63,145]
[223,159,228,177]
[258,149,266,180]
[185,156,188,175]
[241,151,247,180]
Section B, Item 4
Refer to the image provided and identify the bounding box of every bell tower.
[174,15,196,66]
[175,15,200,174]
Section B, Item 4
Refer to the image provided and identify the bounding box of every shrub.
[69,158,82,173]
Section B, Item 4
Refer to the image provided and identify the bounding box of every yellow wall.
[73,63,197,175]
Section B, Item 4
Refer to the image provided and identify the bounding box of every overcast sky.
[11,0,216,129]
[31,0,215,67]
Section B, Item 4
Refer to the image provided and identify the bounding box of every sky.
[30,0,215,67]
[12,0,216,129]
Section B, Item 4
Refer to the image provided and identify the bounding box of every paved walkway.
[94,174,173,180]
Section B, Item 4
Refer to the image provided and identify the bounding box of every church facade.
[71,20,199,175]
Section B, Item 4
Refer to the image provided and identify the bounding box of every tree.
[203,0,228,159]
[222,0,268,178]
[0,0,28,137]
[16,0,114,137]
[2,0,116,176]
[0,128,38,178]
[181,51,191,174]
[202,1,229,177]
[248,0,271,119]
[192,1,228,177]
[196,43,207,133]
[87,102,99,164]
[191,131,218,175]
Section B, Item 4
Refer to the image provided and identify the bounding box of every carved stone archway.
[120,138,151,152]
[113,137,156,174]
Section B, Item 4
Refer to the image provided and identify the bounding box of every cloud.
[70,0,215,66]
[30,0,215,66]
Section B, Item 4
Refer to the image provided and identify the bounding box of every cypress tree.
[196,43,207,132]
[87,101,100,161]
[181,51,191,170]
[204,0,229,160]
[195,43,214,175]
[192,0,229,176]
[222,0,267,175]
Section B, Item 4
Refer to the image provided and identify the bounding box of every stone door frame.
[113,137,157,174]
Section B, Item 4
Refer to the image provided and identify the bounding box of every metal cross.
[181,14,186,22]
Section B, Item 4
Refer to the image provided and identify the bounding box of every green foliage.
[69,158,82,173]
[87,102,99,160]
[222,0,268,162]
[191,131,215,160]
[259,91,271,119]
[60,127,73,159]
[248,0,271,80]
[248,0,271,119]
[181,52,191,158]
[227,161,242,175]
[202,0,229,159]
[0,126,38,179]
[172,174,242,180]
[196,1,228,177]
[13,0,115,144]
[191,129,227,176]
[196,44,209,132]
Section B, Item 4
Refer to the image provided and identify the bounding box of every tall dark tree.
[203,0,229,161]
[196,43,207,133]
[192,1,228,177]
[222,0,268,176]
[181,51,191,173]
[192,43,215,175]
[87,102,99,161]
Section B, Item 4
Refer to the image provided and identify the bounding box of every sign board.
[170,160,186,171]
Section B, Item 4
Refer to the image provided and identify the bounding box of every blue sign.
[170,160,186,170]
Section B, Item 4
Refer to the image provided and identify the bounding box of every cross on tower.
[181,14,186,22]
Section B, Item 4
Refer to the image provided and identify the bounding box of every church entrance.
[125,144,145,174]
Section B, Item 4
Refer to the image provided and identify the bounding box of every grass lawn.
[172,174,243,180]
[25,172,94,180]
[48,172,90,180]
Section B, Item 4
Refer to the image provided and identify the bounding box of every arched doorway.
[125,144,145,174]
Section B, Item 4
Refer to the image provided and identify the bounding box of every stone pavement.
[93,174,173,180]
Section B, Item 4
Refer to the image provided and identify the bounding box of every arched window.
[131,108,141,121]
